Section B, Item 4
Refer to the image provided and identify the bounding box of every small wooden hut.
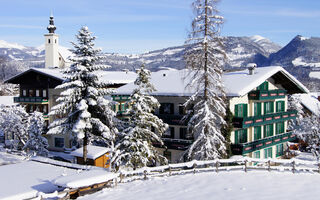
[71,145,111,168]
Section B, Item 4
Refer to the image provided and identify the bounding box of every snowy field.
[0,151,25,165]
[80,170,320,200]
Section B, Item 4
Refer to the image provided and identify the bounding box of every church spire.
[47,15,56,34]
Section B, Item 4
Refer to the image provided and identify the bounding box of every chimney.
[247,63,257,75]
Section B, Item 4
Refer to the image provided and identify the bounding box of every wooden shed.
[71,145,111,168]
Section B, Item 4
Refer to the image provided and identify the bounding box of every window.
[276,122,285,135]
[257,81,269,91]
[254,102,262,116]
[234,129,247,144]
[264,101,274,114]
[264,147,273,158]
[48,39,51,44]
[264,124,274,138]
[55,39,57,44]
[276,144,284,157]
[160,103,174,114]
[43,105,48,114]
[54,138,64,148]
[180,128,192,140]
[163,127,174,138]
[22,89,27,96]
[254,126,262,140]
[163,150,172,162]
[36,89,40,97]
[234,104,248,117]
[253,151,260,158]
[29,89,35,97]
[43,90,47,97]
[179,104,186,115]
[276,101,285,112]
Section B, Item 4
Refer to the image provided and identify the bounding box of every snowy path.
[0,151,24,165]
[79,171,320,200]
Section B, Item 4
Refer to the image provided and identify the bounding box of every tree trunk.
[83,133,88,164]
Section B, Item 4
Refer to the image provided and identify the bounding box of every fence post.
[318,163,320,174]
[216,161,219,173]
[193,163,197,174]
[169,166,172,176]
[144,170,147,180]
[120,173,124,183]
[268,160,271,172]
[244,160,248,173]
[292,160,295,174]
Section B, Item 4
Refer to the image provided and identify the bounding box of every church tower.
[44,15,59,68]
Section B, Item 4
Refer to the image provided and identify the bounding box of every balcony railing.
[112,95,130,101]
[231,131,296,155]
[233,110,297,128]
[154,138,193,150]
[14,97,49,103]
[156,114,188,126]
[248,89,286,100]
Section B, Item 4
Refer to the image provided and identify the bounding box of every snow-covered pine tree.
[24,111,49,157]
[289,95,320,159]
[48,26,118,163]
[112,65,168,170]
[0,105,29,150]
[183,0,227,160]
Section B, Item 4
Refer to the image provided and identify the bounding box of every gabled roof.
[116,66,309,97]
[5,68,64,84]
[293,93,320,117]
[70,145,110,160]
[5,68,137,85]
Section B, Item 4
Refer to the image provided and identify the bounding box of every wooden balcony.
[154,138,193,150]
[233,110,297,128]
[231,131,296,155]
[14,97,49,103]
[248,89,286,100]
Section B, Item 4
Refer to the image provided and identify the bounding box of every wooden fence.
[36,157,320,200]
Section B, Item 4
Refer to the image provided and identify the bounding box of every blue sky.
[0,0,320,53]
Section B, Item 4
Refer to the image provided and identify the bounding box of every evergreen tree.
[183,0,227,160]
[289,95,320,159]
[48,26,117,163]
[112,65,168,170]
[0,105,29,150]
[24,111,49,157]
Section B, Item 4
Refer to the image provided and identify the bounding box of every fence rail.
[36,157,320,200]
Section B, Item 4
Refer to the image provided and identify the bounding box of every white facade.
[44,33,60,68]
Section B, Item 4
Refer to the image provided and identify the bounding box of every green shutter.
[235,105,239,117]
[243,104,248,117]
[235,130,239,144]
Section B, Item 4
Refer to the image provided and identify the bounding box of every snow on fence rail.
[118,157,320,181]
[36,157,320,200]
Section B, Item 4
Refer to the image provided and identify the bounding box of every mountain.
[102,35,282,71]
[268,35,320,68]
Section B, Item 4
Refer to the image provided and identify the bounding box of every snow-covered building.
[71,145,111,168]
[4,15,137,151]
[5,68,136,151]
[292,93,320,117]
[115,67,309,162]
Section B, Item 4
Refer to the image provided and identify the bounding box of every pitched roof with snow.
[5,68,137,86]
[70,145,110,160]
[116,66,309,97]
[293,93,320,117]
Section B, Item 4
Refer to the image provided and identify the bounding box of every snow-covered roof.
[5,68,137,86]
[70,145,110,160]
[0,96,16,106]
[58,46,73,62]
[293,93,320,117]
[0,160,79,200]
[116,66,309,97]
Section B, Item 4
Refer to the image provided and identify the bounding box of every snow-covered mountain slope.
[102,36,281,71]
